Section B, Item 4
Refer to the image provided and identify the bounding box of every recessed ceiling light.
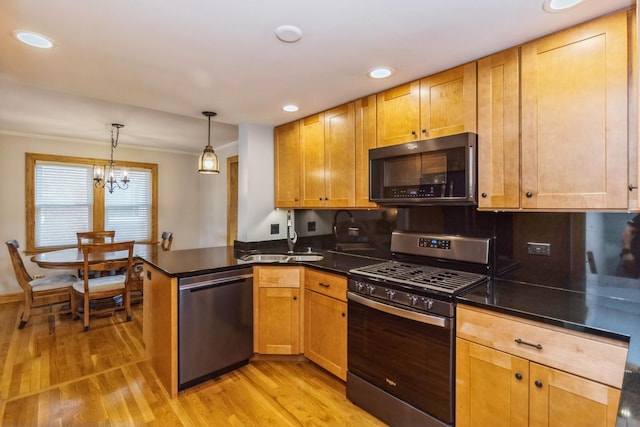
[282,105,299,112]
[275,25,303,43]
[368,67,394,79]
[12,30,54,48]
[543,0,584,12]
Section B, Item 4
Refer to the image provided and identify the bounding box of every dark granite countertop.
[141,245,384,279]
[457,276,640,425]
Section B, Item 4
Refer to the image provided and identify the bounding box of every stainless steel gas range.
[347,231,492,427]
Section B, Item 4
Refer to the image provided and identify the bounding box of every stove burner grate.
[351,261,486,294]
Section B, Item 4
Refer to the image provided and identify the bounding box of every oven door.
[347,292,454,424]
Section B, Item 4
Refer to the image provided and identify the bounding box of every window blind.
[105,169,152,242]
[35,162,93,248]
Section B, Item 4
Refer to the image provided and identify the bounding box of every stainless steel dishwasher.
[178,267,253,390]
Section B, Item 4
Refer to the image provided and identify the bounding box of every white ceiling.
[0,0,634,153]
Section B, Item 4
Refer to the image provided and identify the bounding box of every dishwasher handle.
[179,273,253,292]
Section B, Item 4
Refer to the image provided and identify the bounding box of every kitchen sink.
[240,253,324,263]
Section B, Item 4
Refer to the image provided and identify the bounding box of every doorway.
[227,155,238,246]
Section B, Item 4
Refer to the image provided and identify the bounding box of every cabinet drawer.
[304,269,347,301]
[456,305,628,388]
[256,266,301,288]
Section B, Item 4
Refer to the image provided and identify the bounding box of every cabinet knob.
[515,373,523,380]
[481,192,487,198]
[525,192,533,198]
[293,296,297,301]
[411,130,417,136]
[422,129,427,135]
[341,312,346,317]
[535,380,543,388]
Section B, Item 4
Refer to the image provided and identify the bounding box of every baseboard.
[0,292,23,304]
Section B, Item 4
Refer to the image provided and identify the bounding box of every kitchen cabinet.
[274,121,300,208]
[519,11,628,210]
[355,95,378,208]
[299,104,356,208]
[376,64,476,147]
[254,266,303,355]
[456,305,628,427]
[304,268,347,381]
[477,47,521,209]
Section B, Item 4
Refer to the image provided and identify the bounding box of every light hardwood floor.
[0,301,387,426]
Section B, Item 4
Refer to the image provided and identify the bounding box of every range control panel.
[418,238,451,250]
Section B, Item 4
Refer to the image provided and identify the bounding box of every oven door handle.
[348,292,450,329]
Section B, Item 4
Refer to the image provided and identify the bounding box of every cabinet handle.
[411,130,417,136]
[293,296,297,301]
[481,192,487,198]
[629,185,638,191]
[525,192,533,198]
[535,380,543,388]
[422,129,427,135]
[515,373,523,380]
[515,338,542,350]
[319,282,330,288]
[341,312,346,317]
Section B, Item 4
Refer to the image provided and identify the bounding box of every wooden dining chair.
[161,231,173,251]
[5,240,76,329]
[76,230,115,246]
[70,241,134,332]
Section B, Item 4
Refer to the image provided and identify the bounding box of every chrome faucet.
[333,209,354,240]
[286,210,296,252]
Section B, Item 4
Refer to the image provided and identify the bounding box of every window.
[26,153,157,252]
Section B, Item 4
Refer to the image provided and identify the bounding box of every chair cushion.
[29,274,77,292]
[72,274,127,294]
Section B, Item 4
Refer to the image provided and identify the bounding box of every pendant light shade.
[198,111,219,174]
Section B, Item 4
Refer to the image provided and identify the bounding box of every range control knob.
[355,282,365,292]
[408,295,418,306]
[386,289,396,300]
[368,285,376,296]
[425,299,434,310]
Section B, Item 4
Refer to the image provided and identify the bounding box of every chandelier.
[93,123,129,193]
[198,111,219,174]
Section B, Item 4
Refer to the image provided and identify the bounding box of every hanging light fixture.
[93,123,129,193]
[198,111,219,174]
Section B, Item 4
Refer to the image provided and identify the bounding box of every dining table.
[30,243,157,270]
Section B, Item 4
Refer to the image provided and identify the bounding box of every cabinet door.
[521,11,628,209]
[477,48,521,209]
[420,62,477,139]
[456,338,529,427]
[300,113,326,207]
[256,287,301,354]
[274,121,300,208]
[324,103,356,207]
[304,290,347,380]
[529,363,621,427]
[355,95,378,208]
[376,81,421,146]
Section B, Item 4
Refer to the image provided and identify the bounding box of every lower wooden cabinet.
[456,305,627,427]
[253,266,303,355]
[304,269,348,380]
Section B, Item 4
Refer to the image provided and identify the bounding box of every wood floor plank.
[0,301,387,426]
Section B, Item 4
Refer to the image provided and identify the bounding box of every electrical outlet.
[307,221,316,232]
[527,242,551,257]
[270,224,279,235]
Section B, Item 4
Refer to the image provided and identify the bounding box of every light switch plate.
[270,224,279,235]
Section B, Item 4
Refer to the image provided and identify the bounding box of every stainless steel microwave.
[369,132,477,206]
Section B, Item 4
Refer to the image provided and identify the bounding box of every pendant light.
[198,111,219,174]
[93,123,129,193]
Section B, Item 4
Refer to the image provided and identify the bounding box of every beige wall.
[0,132,237,295]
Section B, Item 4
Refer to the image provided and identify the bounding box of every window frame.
[26,152,158,253]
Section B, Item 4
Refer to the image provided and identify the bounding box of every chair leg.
[124,289,132,322]
[83,294,90,332]
[70,289,78,320]
[18,293,32,329]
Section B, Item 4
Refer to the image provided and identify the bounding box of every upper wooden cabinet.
[376,64,477,147]
[355,95,378,208]
[477,48,521,209]
[520,11,628,209]
[420,62,477,139]
[299,104,356,208]
[274,121,300,208]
